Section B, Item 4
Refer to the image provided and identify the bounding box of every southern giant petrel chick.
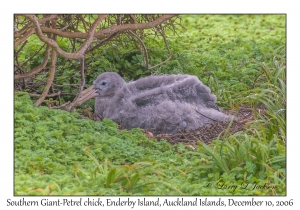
[81,72,233,134]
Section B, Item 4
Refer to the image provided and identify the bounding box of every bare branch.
[14,45,51,80]
[14,14,180,110]
[147,54,173,70]
[78,15,108,55]
[34,47,57,106]
[34,18,58,106]
[51,85,98,111]
[53,83,79,87]
[159,29,171,54]
[128,30,149,69]
[38,15,178,39]
[14,40,28,56]
[44,15,108,109]
[127,26,173,71]
[147,29,173,70]
[23,14,107,60]
[129,15,137,24]
[20,44,46,67]
[14,14,58,38]
[14,28,35,47]
[85,31,119,54]
[59,15,76,31]
[78,15,88,32]
[68,57,85,111]
[29,91,61,98]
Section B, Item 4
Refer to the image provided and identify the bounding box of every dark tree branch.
[14,14,58,38]
[14,28,35,47]
[69,57,85,111]
[38,15,178,39]
[129,14,137,24]
[23,14,107,60]
[34,47,57,106]
[59,15,76,31]
[14,40,28,56]
[34,19,58,106]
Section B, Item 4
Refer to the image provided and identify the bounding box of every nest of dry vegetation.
[146,105,266,145]
[80,105,266,146]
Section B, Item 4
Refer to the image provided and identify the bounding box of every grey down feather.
[92,72,233,134]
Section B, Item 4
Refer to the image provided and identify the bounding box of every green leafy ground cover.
[14,14,286,195]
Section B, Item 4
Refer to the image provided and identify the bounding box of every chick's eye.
[101,82,107,86]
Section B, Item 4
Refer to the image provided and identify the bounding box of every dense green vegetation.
[14,14,286,195]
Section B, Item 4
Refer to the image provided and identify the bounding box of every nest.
[80,105,266,146]
[143,105,266,145]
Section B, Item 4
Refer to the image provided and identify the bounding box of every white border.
[2,0,299,209]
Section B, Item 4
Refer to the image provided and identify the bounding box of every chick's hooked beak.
[75,85,99,106]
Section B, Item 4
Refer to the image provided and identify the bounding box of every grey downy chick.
[93,72,233,134]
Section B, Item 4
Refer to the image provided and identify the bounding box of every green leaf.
[106,168,117,188]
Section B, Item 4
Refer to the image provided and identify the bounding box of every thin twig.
[69,57,85,111]
[24,14,107,60]
[147,29,173,70]
[14,14,58,38]
[14,28,35,47]
[14,45,51,80]
[159,29,171,54]
[34,19,58,106]
[128,30,149,69]
[29,91,61,98]
[85,32,120,54]
[53,83,80,87]
[14,40,28,56]
[38,15,177,40]
[51,101,71,110]
[60,15,76,31]
[20,44,46,67]
[147,54,173,70]
[34,47,57,106]
[194,109,218,122]
[129,15,137,24]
